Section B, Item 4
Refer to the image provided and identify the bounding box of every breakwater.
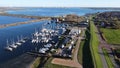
[0,13,52,19]
[0,19,49,28]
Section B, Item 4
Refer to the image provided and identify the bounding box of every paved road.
[95,26,108,68]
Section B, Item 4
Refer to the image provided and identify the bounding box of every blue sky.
[0,0,120,7]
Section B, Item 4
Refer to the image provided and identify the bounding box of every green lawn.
[101,28,120,45]
[90,21,103,68]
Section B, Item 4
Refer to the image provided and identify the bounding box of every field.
[101,28,120,45]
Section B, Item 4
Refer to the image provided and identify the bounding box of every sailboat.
[5,39,13,51]
[15,36,22,46]
[20,35,25,43]
[9,39,17,49]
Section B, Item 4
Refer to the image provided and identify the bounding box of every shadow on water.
[82,27,94,68]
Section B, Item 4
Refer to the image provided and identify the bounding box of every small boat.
[20,36,26,43]
[5,40,13,51]
[15,36,22,46]
[16,42,22,46]
[39,48,49,53]
[9,39,17,49]
[5,46,13,51]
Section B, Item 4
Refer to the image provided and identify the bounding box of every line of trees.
[94,11,120,29]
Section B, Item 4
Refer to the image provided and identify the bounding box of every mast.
[6,39,9,46]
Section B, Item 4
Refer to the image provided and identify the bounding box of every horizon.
[0,0,120,7]
[1,6,120,8]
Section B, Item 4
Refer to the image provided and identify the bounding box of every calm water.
[0,16,33,25]
[0,20,64,63]
[0,8,120,64]
[6,8,119,16]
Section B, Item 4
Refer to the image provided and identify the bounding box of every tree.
[113,21,120,29]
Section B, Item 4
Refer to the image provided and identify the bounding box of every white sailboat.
[15,36,22,46]
[9,39,17,49]
[5,39,13,51]
[20,35,25,43]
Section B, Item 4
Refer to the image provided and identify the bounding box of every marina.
[0,19,65,63]
[0,7,120,68]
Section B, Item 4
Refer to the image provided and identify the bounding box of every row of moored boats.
[5,36,26,51]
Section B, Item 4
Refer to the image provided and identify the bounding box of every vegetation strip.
[31,57,41,68]
[102,48,114,68]
[90,21,103,68]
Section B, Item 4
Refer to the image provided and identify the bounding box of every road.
[96,27,108,68]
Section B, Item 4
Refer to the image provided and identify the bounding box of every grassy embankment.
[90,21,103,68]
[100,28,120,45]
[78,19,103,68]
[31,57,41,68]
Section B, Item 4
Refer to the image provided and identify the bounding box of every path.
[97,28,108,68]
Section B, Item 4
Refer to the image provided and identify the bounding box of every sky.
[0,0,120,7]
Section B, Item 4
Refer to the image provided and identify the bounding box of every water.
[0,20,63,63]
[6,8,119,16]
[0,16,33,25]
[1,8,120,64]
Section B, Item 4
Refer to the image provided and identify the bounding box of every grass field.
[90,21,103,68]
[101,28,120,45]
